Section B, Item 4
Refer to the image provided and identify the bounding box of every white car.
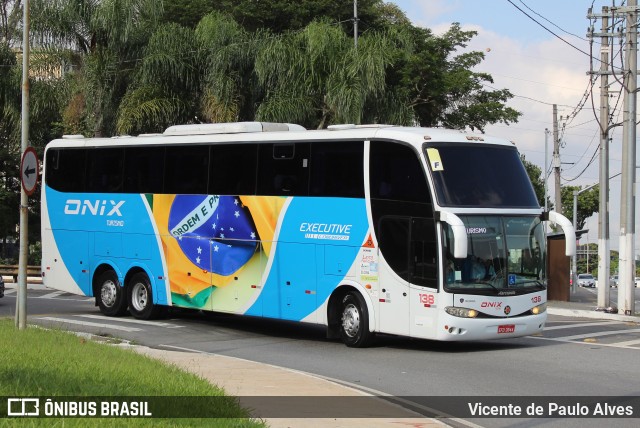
[578,273,595,288]
[635,277,639,288]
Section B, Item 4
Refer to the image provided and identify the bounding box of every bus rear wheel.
[127,272,161,320]
[95,270,127,316]
[339,292,374,347]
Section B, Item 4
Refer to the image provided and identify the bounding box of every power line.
[506,0,596,59]
[517,0,591,42]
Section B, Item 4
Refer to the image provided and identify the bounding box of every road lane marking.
[529,335,640,349]
[74,314,184,328]
[544,321,626,330]
[39,291,66,299]
[37,317,142,332]
[549,328,640,341]
[611,338,640,347]
[3,289,16,295]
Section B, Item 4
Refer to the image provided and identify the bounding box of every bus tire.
[127,272,161,320]
[339,292,374,347]
[95,270,128,316]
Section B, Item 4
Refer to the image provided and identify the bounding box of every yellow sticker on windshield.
[426,148,444,171]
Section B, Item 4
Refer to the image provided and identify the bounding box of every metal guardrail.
[0,265,42,283]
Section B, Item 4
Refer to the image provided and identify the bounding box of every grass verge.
[0,318,266,427]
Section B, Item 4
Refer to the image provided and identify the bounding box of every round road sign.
[21,147,39,196]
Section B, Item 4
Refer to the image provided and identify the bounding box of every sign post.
[16,0,31,330]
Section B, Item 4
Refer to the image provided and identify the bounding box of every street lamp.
[572,172,623,297]
[572,184,598,293]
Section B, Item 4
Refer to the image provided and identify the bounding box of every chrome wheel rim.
[131,282,148,312]
[341,303,360,338]
[100,280,117,308]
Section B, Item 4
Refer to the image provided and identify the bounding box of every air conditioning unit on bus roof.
[163,122,306,136]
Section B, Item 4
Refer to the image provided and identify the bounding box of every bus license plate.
[497,324,515,334]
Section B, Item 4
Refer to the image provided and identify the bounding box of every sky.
[388,0,640,259]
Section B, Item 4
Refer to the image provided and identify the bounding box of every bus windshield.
[443,216,547,294]
[426,144,539,208]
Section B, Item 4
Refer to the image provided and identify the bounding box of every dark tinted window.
[86,147,124,193]
[45,148,86,192]
[378,217,410,281]
[257,143,309,196]
[410,217,437,288]
[123,146,165,193]
[209,144,257,195]
[310,141,364,198]
[426,144,539,208]
[370,141,430,203]
[164,145,209,194]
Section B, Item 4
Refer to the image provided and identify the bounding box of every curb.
[547,307,639,323]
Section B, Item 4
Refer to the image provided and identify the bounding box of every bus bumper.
[433,312,547,341]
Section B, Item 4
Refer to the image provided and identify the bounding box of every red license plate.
[497,324,515,334]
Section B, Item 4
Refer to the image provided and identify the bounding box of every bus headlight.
[531,303,547,315]
[445,306,478,318]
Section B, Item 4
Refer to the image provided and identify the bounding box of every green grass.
[0,318,267,427]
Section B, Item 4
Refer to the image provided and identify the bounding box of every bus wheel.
[340,292,374,348]
[127,272,160,320]
[95,270,127,316]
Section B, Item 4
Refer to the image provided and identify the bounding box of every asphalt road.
[2,287,640,427]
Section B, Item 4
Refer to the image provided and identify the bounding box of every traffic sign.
[21,147,39,196]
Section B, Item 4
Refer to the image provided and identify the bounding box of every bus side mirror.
[438,210,468,259]
[546,211,576,257]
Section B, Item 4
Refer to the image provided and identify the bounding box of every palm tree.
[30,0,163,136]
[254,20,413,128]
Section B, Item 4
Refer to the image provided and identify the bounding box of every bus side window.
[309,141,364,198]
[45,148,86,192]
[164,145,209,195]
[257,143,309,196]
[370,141,430,203]
[123,146,165,194]
[209,144,257,196]
[86,148,124,193]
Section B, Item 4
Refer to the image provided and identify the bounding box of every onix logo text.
[64,200,125,217]
[480,302,502,308]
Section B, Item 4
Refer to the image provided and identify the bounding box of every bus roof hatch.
[163,122,306,136]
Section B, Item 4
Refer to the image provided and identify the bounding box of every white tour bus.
[41,122,575,347]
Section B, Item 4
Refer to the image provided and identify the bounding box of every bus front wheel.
[95,270,127,316]
[127,272,161,320]
[339,292,374,347]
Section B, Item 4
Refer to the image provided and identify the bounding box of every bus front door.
[377,216,411,336]
[407,217,439,338]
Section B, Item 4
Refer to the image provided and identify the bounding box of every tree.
[391,23,521,132]
[116,22,203,134]
[520,155,548,208]
[116,11,263,134]
[210,0,385,34]
[254,19,411,128]
[0,0,21,45]
[30,0,164,136]
[561,185,599,231]
[519,155,600,230]
[0,43,19,259]
[0,36,67,261]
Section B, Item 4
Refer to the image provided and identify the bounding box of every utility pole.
[619,0,637,316]
[588,4,638,313]
[597,6,611,308]
[16,0,30,330]
[353,0,358,48]
[552,104,562,215]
